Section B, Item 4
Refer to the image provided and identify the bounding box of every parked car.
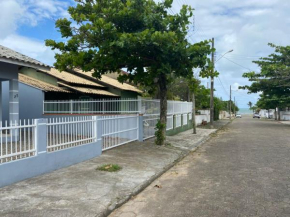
[253,114,261,119]
[236,114,242,118]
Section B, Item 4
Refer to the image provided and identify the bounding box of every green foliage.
[144,75,211,109]
[97,164,122,172]
[241,43,290,109]
[256,94,277,110]
[154,120,166,146]
[195,85,211,109]
[46,0,212,85]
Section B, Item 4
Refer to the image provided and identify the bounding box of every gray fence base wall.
[0,141,102,188]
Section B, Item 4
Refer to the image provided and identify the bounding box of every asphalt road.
[110,116,290,217]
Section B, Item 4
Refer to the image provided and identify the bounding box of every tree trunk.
[192,92,197,134]
[158,73,167,146]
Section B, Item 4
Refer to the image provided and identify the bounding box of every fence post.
[138,97,142,114]
[173,114,176,129]
[138,114,144,142]
[181,114,184,127]
[102,99,105,114]
[35,119,47,155]
[70,100,73,114]
[96,116,103,143]
[92,116,98,142]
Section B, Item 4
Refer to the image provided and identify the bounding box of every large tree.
[242,44,290,114]
[46,0,212,145]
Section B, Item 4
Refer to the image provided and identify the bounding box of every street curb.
[100,121,231,217]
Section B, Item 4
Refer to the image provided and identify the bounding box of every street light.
[215,49,234,63]
[210,45,234,128]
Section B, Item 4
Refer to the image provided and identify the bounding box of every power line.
[215,52,265,58]
[223,56,253,71]
[217,77,230,97]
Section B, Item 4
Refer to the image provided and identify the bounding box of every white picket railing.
[47,116,96,152]
[0,120,36,164]
[102,115,139,151]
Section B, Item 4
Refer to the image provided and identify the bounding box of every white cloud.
[0,0,289,108]
[169,0,290,107]
[0,0,25,38]
[0,34,57,66]
[0,0,70,39]
[0,0,70,65]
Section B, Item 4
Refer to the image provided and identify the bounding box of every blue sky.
[1,0,289,108]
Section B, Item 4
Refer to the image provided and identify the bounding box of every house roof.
[58,82,119,97]
[0,45,50,69]
[19,74,70,93]
[73,69,143,93]
[41,68,104,88]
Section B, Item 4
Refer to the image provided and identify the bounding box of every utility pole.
[229,85,232,120]
[192,91,196,134]
[234,96,236,116]
[210,38,215,128]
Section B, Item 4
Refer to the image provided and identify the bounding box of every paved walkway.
[0,121,228,217]
[111,116,290,217]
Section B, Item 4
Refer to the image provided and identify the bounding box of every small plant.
[97,164,122,172]
[155,120,166,146]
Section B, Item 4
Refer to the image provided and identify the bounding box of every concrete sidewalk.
[280,121,290,125]
[0,120,228,217]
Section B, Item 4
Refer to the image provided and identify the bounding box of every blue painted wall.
[2,82,44,123]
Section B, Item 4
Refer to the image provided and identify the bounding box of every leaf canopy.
[241,43,290,108]
[46,0,212,87]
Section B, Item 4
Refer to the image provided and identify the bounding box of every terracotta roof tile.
[0,45,50,68]
[74,69,143,93]
[41,68,104,88]
[19,74,70,93]
[58,82,119,97]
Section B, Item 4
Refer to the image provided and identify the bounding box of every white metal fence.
[44,98,192,115]
[167,115,174,131]
[101,115,139,150]
[47,117,96,152]
[143,114,159,139]
[183,114,188,126]
[0,120,36,164]
[176,114,182,128]
[43,98,192,142]
[44,99,140,114]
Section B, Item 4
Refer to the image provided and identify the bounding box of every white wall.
[195,114,211,126]
[259,109,275,119]
[219,111,229,120]
[280,111,290,121]
[198,110,210,115]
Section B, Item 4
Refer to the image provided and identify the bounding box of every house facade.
[0,45,142,123]
[0,45,51,125]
